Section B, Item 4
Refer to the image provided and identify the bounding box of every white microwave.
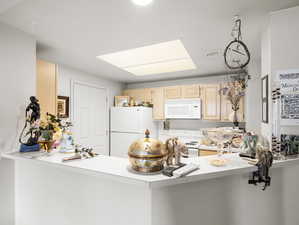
[165,98,201,119]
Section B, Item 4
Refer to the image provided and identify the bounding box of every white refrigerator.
[110,107,158,158]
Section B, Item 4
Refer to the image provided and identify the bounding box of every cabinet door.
[122,88,152,103]
[151,88,165,120]
[37,60,57,118]
[199,150,218,156]
[182,85,200,98]
[122,89,131,96]
[164,86,182,99]
[220,83,245,122]
[202,84,221,120]
[142,88,152,103]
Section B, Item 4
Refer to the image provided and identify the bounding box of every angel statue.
[19,96,41,152]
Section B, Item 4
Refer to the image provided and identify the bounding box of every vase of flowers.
[38,113,62,152]
[220,79,246,128]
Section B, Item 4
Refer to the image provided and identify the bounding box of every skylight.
[97,40,196,76]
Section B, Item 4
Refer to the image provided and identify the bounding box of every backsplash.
[158,120,245,131]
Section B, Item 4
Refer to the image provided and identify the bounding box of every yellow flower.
[55,127,62,132]
[53,130,62,141]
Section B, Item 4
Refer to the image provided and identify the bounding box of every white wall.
[57,64,124,107]
[270,6,299,136]
[261,19,272,140]
[246,59,262,134]
[261,6,299,139]
[0,22,36,225]
[261,6,299,225]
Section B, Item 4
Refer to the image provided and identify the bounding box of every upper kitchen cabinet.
[164,86,182,99]
[122,88,152,103]
[36,60,57,118]
[201,84,221,120]
[151,87,165,120]
[182,85,201,98]
[220,83,245,122]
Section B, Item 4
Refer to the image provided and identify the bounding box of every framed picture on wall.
[262,75,269,123]
[57,96,70,118]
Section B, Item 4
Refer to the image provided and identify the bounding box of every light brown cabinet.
[164,86,182,99]
[151,88,165,120]
[201,84,221,120]
[122,88,152,103]
[121,83,245,122]
[182,85,200,98]
[36,60,57,118]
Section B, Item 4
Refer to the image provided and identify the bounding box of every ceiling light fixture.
[131,0,153,6]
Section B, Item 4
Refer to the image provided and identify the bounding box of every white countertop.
[2,151,299,188]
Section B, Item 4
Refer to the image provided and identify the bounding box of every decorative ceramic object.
[38,140,55,153]
[209,158,229,167]
[59,121,75,153]
[242,132,258,158]
[165,138,187,166]
[59,132,75,153]
[128,130,167,173]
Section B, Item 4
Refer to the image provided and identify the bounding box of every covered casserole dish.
[128,130,168,173]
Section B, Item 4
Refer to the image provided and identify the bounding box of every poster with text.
[279,70,299,125]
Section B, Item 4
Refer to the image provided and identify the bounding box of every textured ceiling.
[1,0,299,82]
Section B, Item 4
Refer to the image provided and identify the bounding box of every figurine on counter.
[165,137,187,166]
[248,144,273,190]
[62,146,98,162]
[241,132,258,158]
[19,96,41,152]
[59,121,75,153]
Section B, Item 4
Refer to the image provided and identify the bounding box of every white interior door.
[72,81,108,155]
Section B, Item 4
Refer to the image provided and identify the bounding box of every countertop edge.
[3,152,299,189]
[1,152,151,188]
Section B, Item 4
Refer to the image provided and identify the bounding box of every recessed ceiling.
[0,0,299,83]
[97,40,196,76]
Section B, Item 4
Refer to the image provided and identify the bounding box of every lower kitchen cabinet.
[199,150,218,156]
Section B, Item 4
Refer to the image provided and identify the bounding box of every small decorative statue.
[248,144,273,190]
[19,96,41,152]
[241,132,258,158]
[62,146,98,162]
[281,135,299,156]
[59,121,75,153]
[165,137,187,166]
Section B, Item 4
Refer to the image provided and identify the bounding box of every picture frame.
[262,75,269,123]
[278,70,299,126]
[57,96,70,118]
[115,96,130,107]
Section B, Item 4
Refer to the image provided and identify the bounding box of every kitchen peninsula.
[3,151,299,225]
